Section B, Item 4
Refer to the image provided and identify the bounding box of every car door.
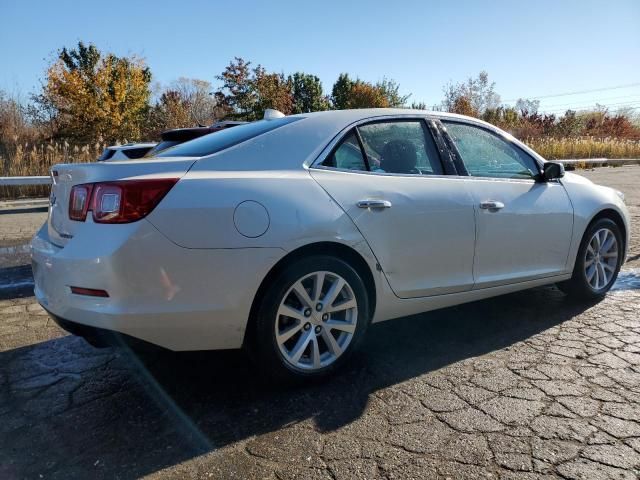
[309,118,476,299]
[440,120,574,289]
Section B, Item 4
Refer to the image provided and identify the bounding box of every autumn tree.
[253,66,293,116]
[215,57,257,120]
[330,75,408,109]
[346,81,390,108]
[451,96,478,116]
[146,90,191,135]
[39,42,151,142]
[377,78,411,107]
[441,71,500,116]
[216,58,296,120]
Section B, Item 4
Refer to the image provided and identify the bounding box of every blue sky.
[2,0,639,114]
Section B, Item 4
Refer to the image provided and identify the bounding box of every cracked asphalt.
[1,166,639,479]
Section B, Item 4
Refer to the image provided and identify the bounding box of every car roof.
[170,108,544,171]
[287,108,502,130]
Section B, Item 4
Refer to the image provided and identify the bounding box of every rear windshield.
[123,146,153,159]
[155,117,301,158]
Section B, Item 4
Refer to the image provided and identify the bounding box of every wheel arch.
[244,241,377,346]
[588,208,628,255]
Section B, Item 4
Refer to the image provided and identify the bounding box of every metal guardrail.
[0,176,51,186]
[559,158,640,167]
[0,159,639,186]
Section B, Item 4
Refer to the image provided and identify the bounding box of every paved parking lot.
[1,167,639,479]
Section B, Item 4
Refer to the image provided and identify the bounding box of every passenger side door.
[310,119,476,298]
[441,121,574,288]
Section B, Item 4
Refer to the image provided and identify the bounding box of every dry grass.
[525,137,640,160]
[0,140,106,200]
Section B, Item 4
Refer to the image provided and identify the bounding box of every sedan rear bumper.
[31,220,284,351]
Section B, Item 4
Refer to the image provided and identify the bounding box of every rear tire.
[557,218,623,300]
[247,255,370,383]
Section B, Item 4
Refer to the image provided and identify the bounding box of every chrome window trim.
[310,163,455,180]
[307,114,552,186]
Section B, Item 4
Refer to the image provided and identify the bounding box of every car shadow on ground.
[0,285,598,479]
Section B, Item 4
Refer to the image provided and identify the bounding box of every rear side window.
[358,121,443,175]
[323,132,367,171]
[156,117,301,158]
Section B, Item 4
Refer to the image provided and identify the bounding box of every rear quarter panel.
[146,168,393,321]
[147,169,368,251]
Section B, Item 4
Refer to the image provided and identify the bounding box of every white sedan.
[32,109,630,381]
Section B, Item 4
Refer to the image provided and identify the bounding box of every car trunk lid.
[48,158,197,247]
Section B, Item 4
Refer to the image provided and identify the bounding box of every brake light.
[69,179,178,223]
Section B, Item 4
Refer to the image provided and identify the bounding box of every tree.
[377,78,410,107]
[0,91,32,142]
[39,41,151,142]
[253,66,293,117]
[450,96,478,117]
[171,77,225,125]
[330,75,409,109]
[216,57,257,120]
[331,73,354,110]
[515,98,540,115]
[146,90,191,135]
[290,72,329,113]
[441,71,501,116]
[215,58,295,120]
[346,81,390,108]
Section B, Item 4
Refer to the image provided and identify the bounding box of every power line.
[503,82,640,102]
[540,105,640,116]
[540,100,640,114]
[539,94,640,109]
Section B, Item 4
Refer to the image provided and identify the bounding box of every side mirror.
[542,161,565,181]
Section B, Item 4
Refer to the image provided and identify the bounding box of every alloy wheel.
[584,227,619,290]
[275,271,358,370]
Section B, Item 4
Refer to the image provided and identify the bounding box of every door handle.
[479,200,505,210]
[357,199,392,209]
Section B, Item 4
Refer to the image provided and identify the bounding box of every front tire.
[248,255,370,383]
[557,218,623,300]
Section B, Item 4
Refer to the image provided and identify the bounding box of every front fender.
[561,173,631,269]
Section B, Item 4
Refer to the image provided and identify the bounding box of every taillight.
[69,184,94,221]
[69,178,178,223]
